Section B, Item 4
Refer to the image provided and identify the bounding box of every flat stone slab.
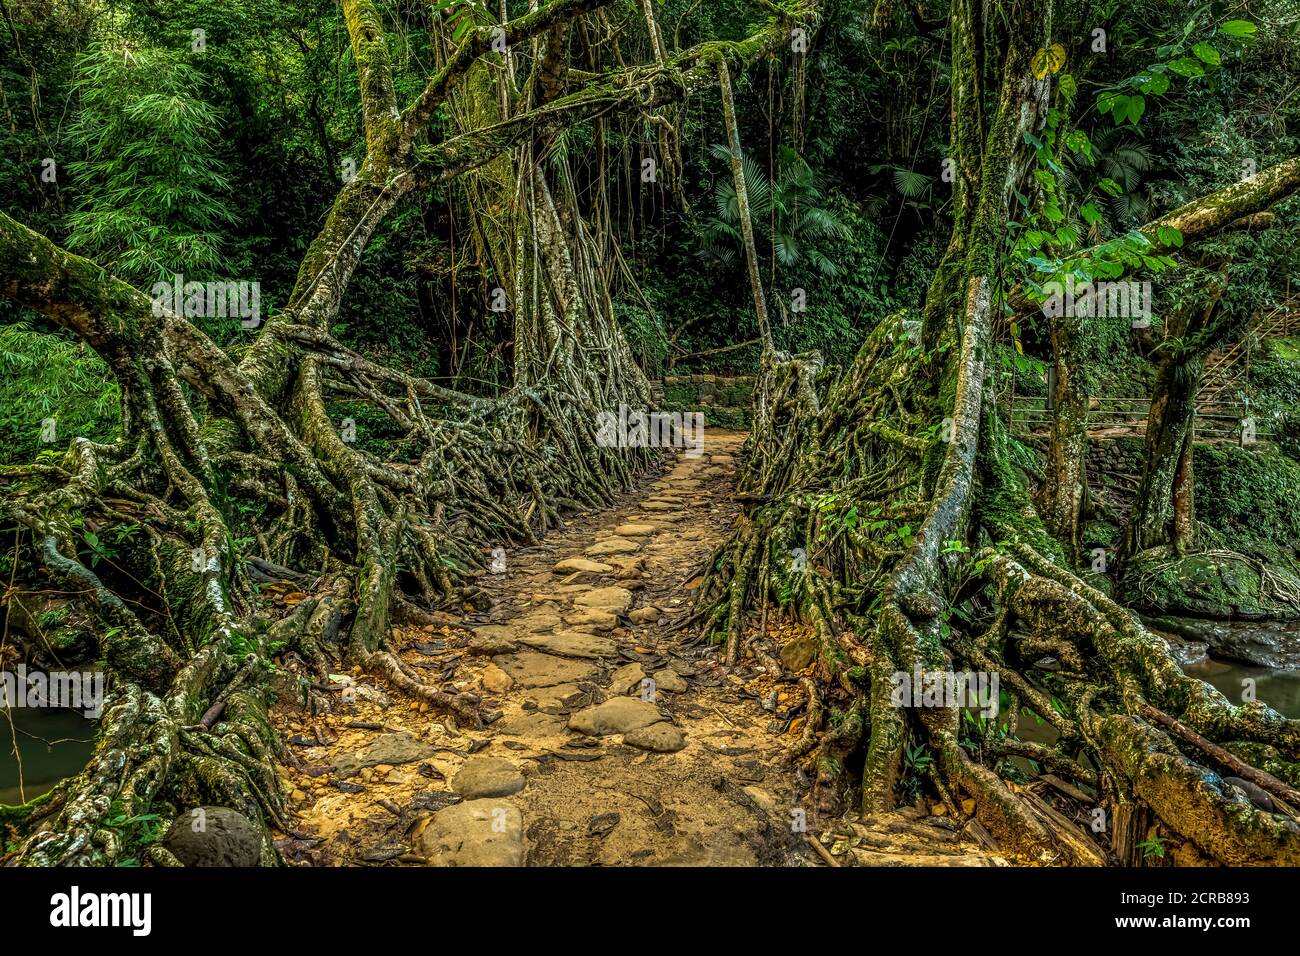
[574,586,633,614]
[568,698,663,736]
[640,501,677,511]
[493,651,595,688]
[331,733,438,778]
[452,756,526,799]
[518,630,617,659]
[469,625,516,655]
[529,683,584,711]
[624,722,685,753]
[609,662,647,695]
[414,799,523,867]
[584,538,642,557]
[495,711,567,738]
[553,557,613,575]
[512,609,563,635]
[564,608,619,632]
[615,523,658,537]
[639,512,681,523]
[652,669,688,694]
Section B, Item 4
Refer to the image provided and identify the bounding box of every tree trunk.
[718,59,773,354]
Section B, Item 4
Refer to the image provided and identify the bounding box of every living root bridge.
[1,0,833,865]
[697,0,1300,865]
[0,202,654,863]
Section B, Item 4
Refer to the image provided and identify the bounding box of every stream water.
[0,707,97,806]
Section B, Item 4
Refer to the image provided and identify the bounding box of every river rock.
[651,668,687,694]
[574,586,633,613]
[495,711,567,738]
[413,799,523,866]
[628,606,661,624]
[565,608,620,632]
[530,683,585,712]
[469,625,516,655]
[1152,616,1300,669]
[492,651,595,688]
[163,807,262,867]
[480,663,513,693]
[609,662,647,695]
[512,608,563,634]
[452,756,526,799]
[568,698,662,736]
[623,722,685,753]
[585,538,642,557]
[780,635,818,672]
[616,524,658,537]
[331,732,438,778]
[1133,553,1300,621]
[553,557,613,575]
[518,630,617,659]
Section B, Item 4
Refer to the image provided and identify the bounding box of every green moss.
[0,788,57,849]
[703,406,752,430]
[1126,551,1299,619]
[1194,443,1300,575]
[661,384,696,406]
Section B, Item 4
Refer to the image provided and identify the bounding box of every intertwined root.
[698,315,1300,865]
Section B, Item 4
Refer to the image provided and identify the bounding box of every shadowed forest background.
[4,0,1300,868]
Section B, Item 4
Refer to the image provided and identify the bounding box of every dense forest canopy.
[2,0,1300,869]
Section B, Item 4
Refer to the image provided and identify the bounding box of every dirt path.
[272,431,1005,867]
[273,432,816,865]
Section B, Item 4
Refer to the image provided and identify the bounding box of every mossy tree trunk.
[0,0,824,865]
[700,0,1300,864]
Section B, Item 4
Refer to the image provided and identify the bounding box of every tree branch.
[343,0,400,158]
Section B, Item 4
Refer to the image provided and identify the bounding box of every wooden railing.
[1006,394,1275,441]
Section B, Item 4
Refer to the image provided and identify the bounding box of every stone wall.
[654,374,755,430]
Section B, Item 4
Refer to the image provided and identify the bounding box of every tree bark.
[718,58,773,354]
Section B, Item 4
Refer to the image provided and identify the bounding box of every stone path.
[272,430,1005,867]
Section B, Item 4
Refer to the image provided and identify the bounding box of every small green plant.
[104,809,164,866]
[900,742,934,803]
[1138,835,1167,859]
[81,531,118,569]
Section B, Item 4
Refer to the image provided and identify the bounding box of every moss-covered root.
[1089,712,1300,865]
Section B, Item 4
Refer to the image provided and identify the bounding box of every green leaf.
[1064,129,1093,162]
[1167,56,1205,77]
[1155,224,1184,248]
[1080,202,1104,226]
[1098,178,1122,197]
[1220,20,1257,38]
[1192,42,1221,66]
[1136,70,1169,95]
[1124,94,1146,125]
